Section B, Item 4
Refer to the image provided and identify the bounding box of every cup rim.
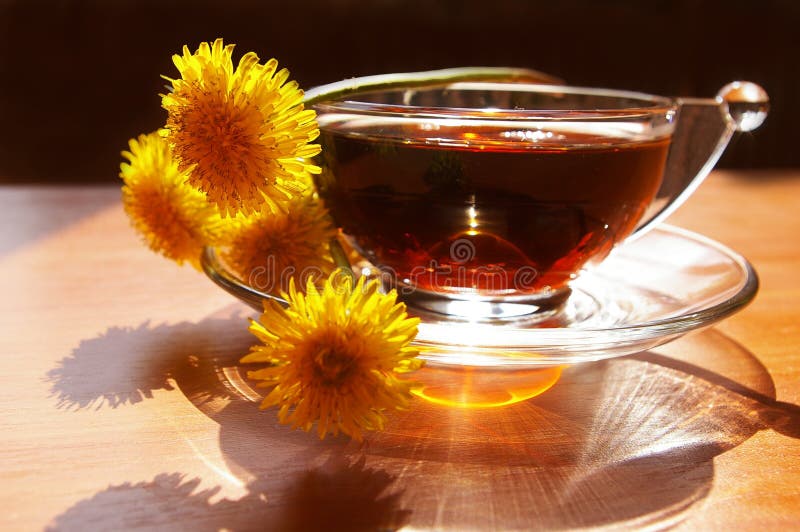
[311,82,677,121]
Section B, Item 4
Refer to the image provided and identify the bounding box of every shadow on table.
[46,456,410,532]
[44,306,413,530]
[44,305,256,410]
[46,307,800,530]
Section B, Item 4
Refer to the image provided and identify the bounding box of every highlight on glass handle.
[716,81,770,132]
[630,81,769,240]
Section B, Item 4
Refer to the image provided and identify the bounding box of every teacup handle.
[631,81,769,240]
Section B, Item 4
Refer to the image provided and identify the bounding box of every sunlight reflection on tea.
[409,364,563,408]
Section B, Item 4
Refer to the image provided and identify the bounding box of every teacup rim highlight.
[311,81,677,121]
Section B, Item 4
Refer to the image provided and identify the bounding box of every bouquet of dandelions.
[119,39,423,441]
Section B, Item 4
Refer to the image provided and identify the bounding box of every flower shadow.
[44,304,413,530]
[46,473,233,531]
[45,305,256,411]
[47,456,411,532]
[268,455,411,532]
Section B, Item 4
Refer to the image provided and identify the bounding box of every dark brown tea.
[316,128,670,297]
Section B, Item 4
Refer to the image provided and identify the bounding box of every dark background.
[0,0,796,183]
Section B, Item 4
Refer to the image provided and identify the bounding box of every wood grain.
[1,172,798,531]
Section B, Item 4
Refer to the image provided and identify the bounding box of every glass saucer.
[202,225,757,367]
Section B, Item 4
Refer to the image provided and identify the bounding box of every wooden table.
[1,170,798,531]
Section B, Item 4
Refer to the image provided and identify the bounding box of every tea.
[317,127,670,297]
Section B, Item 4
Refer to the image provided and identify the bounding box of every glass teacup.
[310,75,768,320]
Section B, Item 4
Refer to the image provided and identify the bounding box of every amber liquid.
[317,129,670,296]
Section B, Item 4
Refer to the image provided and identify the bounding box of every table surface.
[1,170,799,531]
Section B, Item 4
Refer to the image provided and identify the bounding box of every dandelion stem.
[329,238,355,282]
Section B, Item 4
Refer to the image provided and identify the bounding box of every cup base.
[395,284,572,322]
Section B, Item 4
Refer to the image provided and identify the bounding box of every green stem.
[303,66,561,106]
[329,238,355,282]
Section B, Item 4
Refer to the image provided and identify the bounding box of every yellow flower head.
[120,131,224,268]
[220,195,337,294]
[243,272,423,440]
[162,39,321,217]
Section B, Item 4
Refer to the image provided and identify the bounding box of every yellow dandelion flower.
[120,131,225,268]
[242,272,423,440]
[162,38,321,217]
[220,195,337,293]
